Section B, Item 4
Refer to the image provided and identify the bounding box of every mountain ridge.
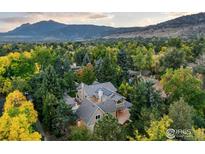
[1,12,205,42]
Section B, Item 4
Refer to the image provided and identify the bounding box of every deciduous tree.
[0,90,41,141]
[129,115,173,141]
[76,63,96,84]
[69,126,93,141]
[168,98,194,130]
[161,68,205,110]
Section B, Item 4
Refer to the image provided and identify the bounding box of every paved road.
[36,120,48,141]
[0,97,5,115]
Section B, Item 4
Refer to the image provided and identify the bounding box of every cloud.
[0,16,30,24]
[0,12,113,32]
[88,13,108,19]
[24,12,111,23]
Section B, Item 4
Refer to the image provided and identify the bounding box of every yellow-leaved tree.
[129,115,173,141]
[0,90,41,141]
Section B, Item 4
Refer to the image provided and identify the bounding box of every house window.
[96,115,100,120]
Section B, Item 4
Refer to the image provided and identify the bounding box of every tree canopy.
[0,90,41,141]
[93,114,125,141]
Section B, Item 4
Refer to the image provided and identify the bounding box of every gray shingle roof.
[99,82,117,92]
[111,93,124,101]
[78,82,117,97]
[76,82,132,124]
[124,100,132,108]
[95,87,112,96]
[98,99,117,113]
[63,94,76,107]
[98,99,132,113]
[76,99,99,124]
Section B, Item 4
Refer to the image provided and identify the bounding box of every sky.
[0,12,196,32]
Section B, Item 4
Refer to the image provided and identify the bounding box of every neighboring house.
[127,70,167,98]
[141,76,167,98]
[187,53,205,70]
[128,69,151,78]
[70,63,81,71]
[71,82,132,131]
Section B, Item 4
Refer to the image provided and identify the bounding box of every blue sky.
[0,12,195,32]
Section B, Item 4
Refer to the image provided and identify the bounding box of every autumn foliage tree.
[0,90,41,141]
[129,115,173,141]
[76,63,96,84]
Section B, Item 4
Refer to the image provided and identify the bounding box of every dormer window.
[117,99,123,104]
[96,115,100,120]
[116,99,125,109]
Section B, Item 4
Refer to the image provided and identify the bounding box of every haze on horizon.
[0,12,196,32]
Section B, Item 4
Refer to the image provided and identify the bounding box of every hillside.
[107,13,205,39]
[0,13,205,41]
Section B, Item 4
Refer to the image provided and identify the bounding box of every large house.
[64,82,132,131]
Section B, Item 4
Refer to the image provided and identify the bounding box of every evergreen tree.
[117,49,129,81]
[54,56,71,76]
[130,80,164,134]
[42,92,77,137]
[95,55,120,85]
[42,92,58,131]
[30,65,62,120]
[74,49,87,66]
[53,56,75,92]
[51,100,77,137]
[93,114,125,141]
[41,65,62,98]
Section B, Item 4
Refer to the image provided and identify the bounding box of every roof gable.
[76,99,99,124]
[63,93,76,107]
